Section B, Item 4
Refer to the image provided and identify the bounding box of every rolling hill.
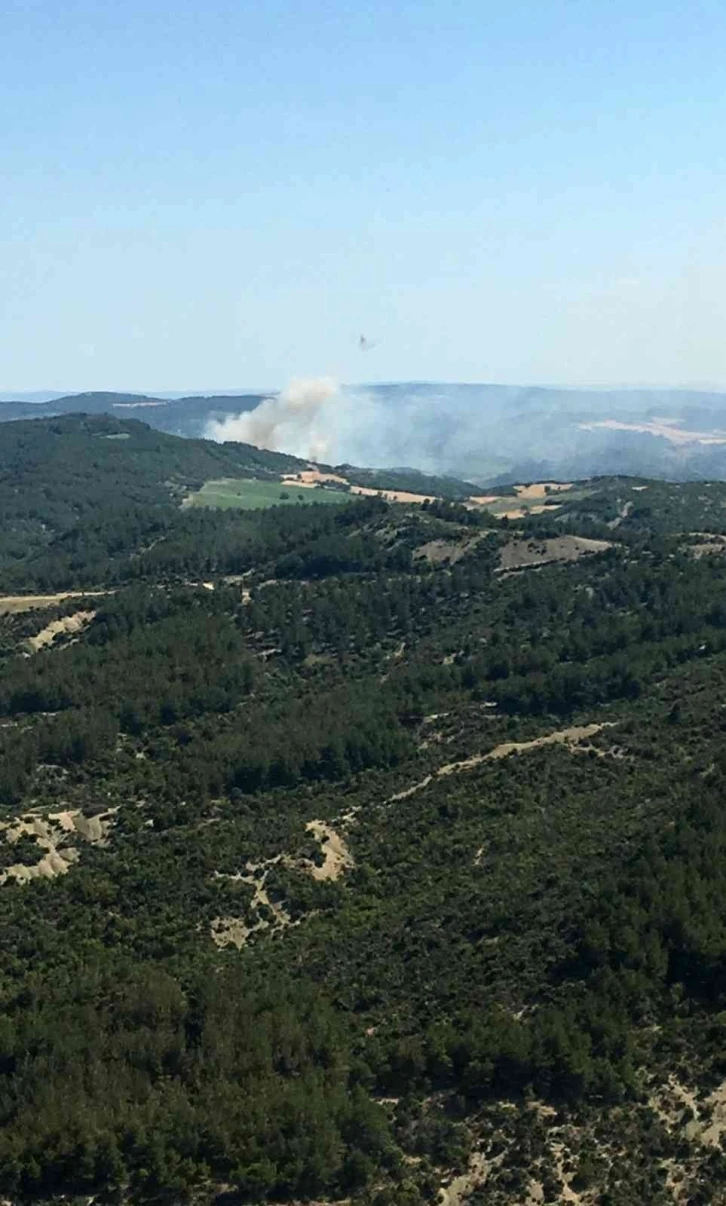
[0,413,487,590]
[2,417,726,1202]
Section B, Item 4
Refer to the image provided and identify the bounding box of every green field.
[184,477,350,510]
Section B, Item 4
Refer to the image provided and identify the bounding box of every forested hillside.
[3,421,726,1203]
[0,414,304,587]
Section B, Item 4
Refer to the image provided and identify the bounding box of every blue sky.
[2,0,726,391]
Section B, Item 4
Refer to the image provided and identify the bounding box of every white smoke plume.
[204,376,483,472]
[206,377,341,462]
[207,376,726,483]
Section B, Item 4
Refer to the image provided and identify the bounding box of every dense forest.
[3,416,726,1203]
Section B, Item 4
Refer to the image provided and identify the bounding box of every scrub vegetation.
[2,417,726,1203]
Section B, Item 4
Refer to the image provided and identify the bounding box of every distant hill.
[4,382,726,482]
[0,411,303,501]
[0,390,264,437]
[0,390,65,403]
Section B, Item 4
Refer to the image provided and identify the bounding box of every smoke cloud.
[204,377,726,484]
[204,376,474,471]
[206,377,341,462]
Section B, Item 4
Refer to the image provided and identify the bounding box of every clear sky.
[2,0,726,392]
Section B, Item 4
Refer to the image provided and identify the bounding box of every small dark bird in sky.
[358,334,377,352]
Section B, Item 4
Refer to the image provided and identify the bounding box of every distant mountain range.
[3,384,726,483]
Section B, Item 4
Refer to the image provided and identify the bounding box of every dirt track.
[389,724,614,804]
[0,591,106,616]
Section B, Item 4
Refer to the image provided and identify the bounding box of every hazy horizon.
[5,378,726,403]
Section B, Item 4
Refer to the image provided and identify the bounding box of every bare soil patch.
[210,917,251,950]
[498,503,564,520]
[349,485,436,504]
[211,859,293,949]
[389,775,434,802]
[439,1152,492,1206]
[283,469,350,485]
[686,533,726,559]
[282,469,435,504]
[0,808,116,885]
[514,482,573,500]
[28,609,95,651]
[211,819,356,948]
[650,1074,726,1150]
[305,820,354,881]
[464,722,612,765]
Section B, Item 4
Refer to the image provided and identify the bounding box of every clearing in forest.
[439,1152,492,1206]
[28,610,95,651]
[415,537,482,566]
[283,468,437,504]
[467,481,575,520]
[498,536,612,572]
[184,477,349,509]
[514,482,574,500]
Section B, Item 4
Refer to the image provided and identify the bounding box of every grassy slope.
[185,478,350,509]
